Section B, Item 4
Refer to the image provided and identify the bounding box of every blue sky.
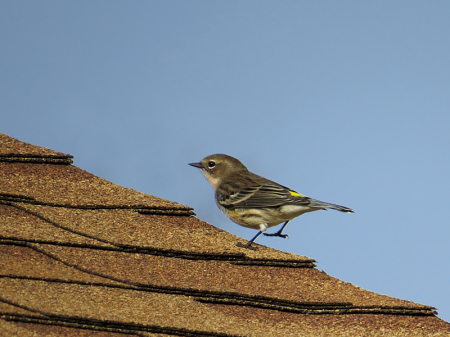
[1,1,449,322]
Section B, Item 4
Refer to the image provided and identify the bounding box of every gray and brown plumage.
[189,154,353,249]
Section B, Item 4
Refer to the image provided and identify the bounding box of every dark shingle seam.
[0,193,34,201]
[0,245,324,310]
[195,298,437,316]
[0,285,239,336]
[0,238,252,262]
[1,315,146,337]
[0,251,436,318]
[2,202,123,248]
[0,274,352,310]
[1,202,315,266]
[0,275,354,316]
[0,237,315,266]
[230,260,315,268]
[0,199,194,214]
[0,153,73,165]
[0,154,73,159]
[0,310,238,337]
[0,275,437,317]
[0,158,73,165]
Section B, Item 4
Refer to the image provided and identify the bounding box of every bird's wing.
[217,183,311,209]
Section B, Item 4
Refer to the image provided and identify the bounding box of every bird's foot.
[263,232,289,238]
[235,241,258,250]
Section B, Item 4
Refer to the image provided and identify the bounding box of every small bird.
[189,154,353,249]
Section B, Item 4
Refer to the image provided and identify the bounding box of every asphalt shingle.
[1,132,449,336]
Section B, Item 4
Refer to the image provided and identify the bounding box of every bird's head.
[189,154,248,190]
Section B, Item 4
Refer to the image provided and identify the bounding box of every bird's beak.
[189,162,203,168]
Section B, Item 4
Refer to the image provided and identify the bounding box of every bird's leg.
[236,223,268,250]
[263,221,290,238]
[235,231,262,250]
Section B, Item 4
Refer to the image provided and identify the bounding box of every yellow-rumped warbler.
[189,154,353,249]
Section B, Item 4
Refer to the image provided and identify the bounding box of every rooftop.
[1,132,449,336]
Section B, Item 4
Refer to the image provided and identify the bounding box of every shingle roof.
[1,132,449,336]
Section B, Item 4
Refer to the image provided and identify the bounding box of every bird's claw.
[263,232,289,239]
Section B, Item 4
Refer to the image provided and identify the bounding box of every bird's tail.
[309,199,354,213]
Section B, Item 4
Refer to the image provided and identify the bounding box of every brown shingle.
[0,163,193,213]
[7,203,313,262]
[1,133,449,336]
[0,133,73,164]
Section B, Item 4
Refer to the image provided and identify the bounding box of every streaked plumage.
[189,154,353,249]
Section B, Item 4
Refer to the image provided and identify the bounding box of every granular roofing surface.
[1,132,449,336]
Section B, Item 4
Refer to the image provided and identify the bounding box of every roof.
[1,132,449,336]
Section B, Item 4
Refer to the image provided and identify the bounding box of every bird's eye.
[208,161,216,168]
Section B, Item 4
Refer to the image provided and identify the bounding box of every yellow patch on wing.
[289,191,306,197]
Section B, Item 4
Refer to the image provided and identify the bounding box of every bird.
[189,154,353,249]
